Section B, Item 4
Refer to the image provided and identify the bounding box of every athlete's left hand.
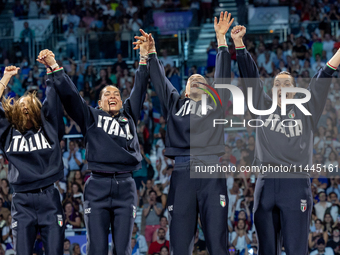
[37,49,56,68]
[133,29,150,56]
[214,11,234,36]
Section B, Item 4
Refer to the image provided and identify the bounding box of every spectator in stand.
[309,219,329,250]
[90,13,104,31]
[327,228,340,255]
[82,10,94,29]
[63,239,71,255]
[159,49,174,67]
[207,41,217,72]
[310,238,335,255]
[232,139,244,161]
[64,113,81,135]
[126,0,138,17]
[315,192,332,221]
[324,34,335,60]
[220,145,237,165]
[64,201,81,229]
[0,199,10,222]
[133,144,151,190]
[129,12,143,32]
[64,22,78,60]
[160,246,170,255]
[113,53,128,71]
[294,37,308,60]
[94,69,112,100]
[131,238,139,255]
[230,219,251,254]
[63,140,82,181]
[327,178,340,198]
[22,70,37,90]
[326,192,340,223]
[143,190,163,246]
[132,223,148,255]
[148,228,169,255]
[2,215,12,246]
[152,216,169,242]
[140,179,153,205]
[67,9,80,28]
[13,0,24,17]
[72,243,81,255]
[28,0,39,18]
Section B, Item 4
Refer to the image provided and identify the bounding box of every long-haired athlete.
[134,12,233,255]
[0,65,65,254]
[37,38,149,254]
[231,25,340,255]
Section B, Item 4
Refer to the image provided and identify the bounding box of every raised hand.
[231,25,246,42]
[37,49,57,68]
[133,29,156,53]
[214,11,234,36]
[4,66,20,77]
[133,29,150,56]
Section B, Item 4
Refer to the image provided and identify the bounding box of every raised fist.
[37,49,56,67]
[231,25,246,41]
[4,66,20,77]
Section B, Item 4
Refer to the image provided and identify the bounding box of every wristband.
[327,62,337,71]
[235,46,246,50]
[140,54,148,63]
[0,81,6,89]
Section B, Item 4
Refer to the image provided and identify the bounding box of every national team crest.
[220,195,226,207]
[57,215,63,227]
[132,205,136,218]
[288,109,295,119]
[301,199,307,212]
[119,116,128,122]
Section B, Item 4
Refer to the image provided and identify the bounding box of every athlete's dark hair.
[274,71,296,87]
[98,85,120,100]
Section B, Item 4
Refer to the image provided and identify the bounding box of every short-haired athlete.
[36,38,150,254]
[0,65,65,254]
[231,25,340,255]
[134,12,233,255]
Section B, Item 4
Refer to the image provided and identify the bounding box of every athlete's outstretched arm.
[124,31,150,125]
[305,48,339,128]
[0,66,20,136]
[136,30,180,119]
[232,26,272,117]
[37,50,91,135]
[213,11,233,109]
[43,69,65,141]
